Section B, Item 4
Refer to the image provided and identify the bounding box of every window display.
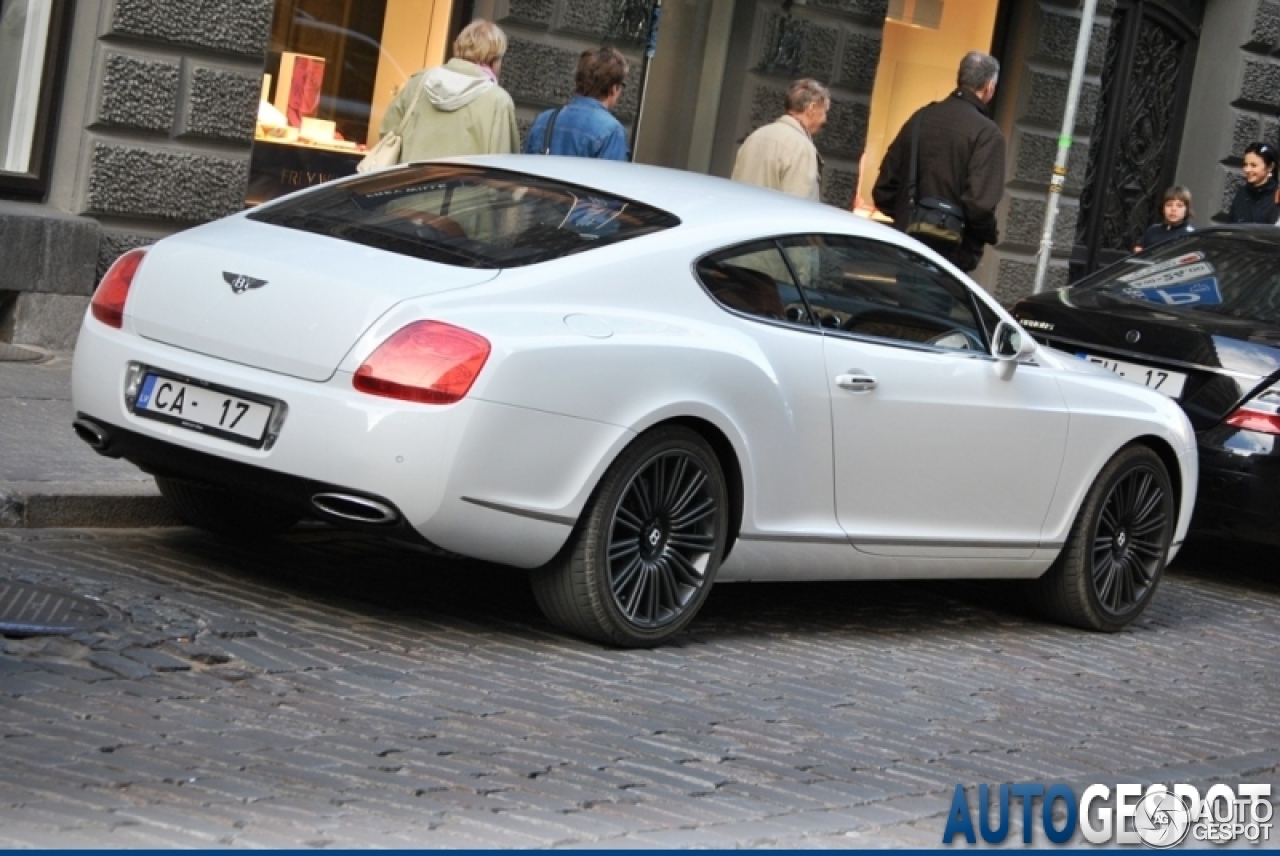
[248,0,455,205]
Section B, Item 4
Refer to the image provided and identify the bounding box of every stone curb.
[0,488,180,529]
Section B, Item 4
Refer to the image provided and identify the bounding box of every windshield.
[1073,230,1280,325]
[248,164,681,268]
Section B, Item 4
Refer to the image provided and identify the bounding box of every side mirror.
[992,320,1036,380]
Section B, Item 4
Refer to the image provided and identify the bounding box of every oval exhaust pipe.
[73,418,111,453]
[311,492,399,525]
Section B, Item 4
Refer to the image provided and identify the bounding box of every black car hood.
[1019,287,1280,373]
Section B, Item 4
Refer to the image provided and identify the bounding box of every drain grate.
[0,581,112,635]
[0,343,42,363]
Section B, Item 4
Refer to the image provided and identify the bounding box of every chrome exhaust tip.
[310,492,399,526]
[73,418,111,453]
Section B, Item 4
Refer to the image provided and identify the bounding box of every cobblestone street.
[2,527,1278,847]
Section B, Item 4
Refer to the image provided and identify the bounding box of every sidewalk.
[0,348,178,528]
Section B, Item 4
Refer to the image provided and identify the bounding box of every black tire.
[531,426,729,647]
[156,476,301,537]
[1028,444,1174,631]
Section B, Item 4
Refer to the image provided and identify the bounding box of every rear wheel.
[157,476,301,537]
[1029,445,1174,631]
[531,426,728,647]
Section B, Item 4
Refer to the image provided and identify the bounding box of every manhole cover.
[0,343,42,363]
[0,581,112,635]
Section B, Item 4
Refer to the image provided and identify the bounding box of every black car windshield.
[1075,230,1280,325]
[247,164,680,269]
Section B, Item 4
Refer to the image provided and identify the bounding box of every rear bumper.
[75,413,432,545]
[1192,425,1280,546]
[70,318,631,567]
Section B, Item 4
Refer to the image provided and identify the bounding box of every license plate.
[133,372,276,447]
[1079,353,1187,398]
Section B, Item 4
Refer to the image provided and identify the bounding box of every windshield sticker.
[1117,251,1205,283]
[1122,276,1223,307]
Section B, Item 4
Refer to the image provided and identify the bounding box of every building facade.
[2,0,1276,349]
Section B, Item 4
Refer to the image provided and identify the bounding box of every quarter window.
[694,240,808,324]
[780,234,987,351]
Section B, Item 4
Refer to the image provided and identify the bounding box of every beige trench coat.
[730,115,821,201]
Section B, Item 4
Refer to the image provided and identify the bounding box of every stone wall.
[495,1,647,151]
[0,0,273,348]
[495,0,884,210]
[719,1,884,208]
[1177,0,1280,223]
[985,0,1112,304]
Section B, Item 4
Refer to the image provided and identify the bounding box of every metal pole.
[628,0,663,161]
[1032,0,1099,294]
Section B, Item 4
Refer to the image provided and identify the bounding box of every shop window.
[249,0,454,206]
[0,0,71,199]
[854,0,1000,221]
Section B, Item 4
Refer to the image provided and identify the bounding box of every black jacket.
[872,88,1006,272]
[1138,221,1194,251]
[1227,175,1279,224]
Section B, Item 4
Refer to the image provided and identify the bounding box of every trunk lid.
[127,217,499,381]
[1015,290,1280,430]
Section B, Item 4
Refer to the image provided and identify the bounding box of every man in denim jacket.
[525,47,630,161]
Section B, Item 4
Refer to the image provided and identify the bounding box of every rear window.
[1076,230,1280,324]
[247,164,680,269]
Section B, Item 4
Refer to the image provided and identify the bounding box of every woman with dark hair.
[524,47,631,161]
[1226,141,1279,224]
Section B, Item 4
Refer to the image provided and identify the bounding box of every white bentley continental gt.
[71,156,1198,647]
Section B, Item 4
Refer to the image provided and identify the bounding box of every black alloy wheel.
[607,448,719,629]
[1028,444,1174,631]
[531,426,728,647]
[1091,465,1168,614]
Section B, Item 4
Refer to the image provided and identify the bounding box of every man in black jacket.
[873,52,1005,273]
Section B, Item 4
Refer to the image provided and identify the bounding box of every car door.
[780,235,1071,559]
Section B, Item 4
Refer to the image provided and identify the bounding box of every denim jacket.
[524,96,629,161]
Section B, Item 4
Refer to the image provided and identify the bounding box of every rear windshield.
[247,164,680,269]
[1075,230,1280,324]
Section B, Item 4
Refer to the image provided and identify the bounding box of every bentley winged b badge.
[223,272,268,294]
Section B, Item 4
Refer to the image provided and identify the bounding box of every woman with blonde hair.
[379,19,520,161]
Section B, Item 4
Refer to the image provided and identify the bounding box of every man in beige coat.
[379,20,520,162]
[731,79,829,201]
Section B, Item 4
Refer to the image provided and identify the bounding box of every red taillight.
[1224,385,1280,435]
[353,321,490,404]
[90,248,147,328]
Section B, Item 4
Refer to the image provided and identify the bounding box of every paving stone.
[0,529,1278,846]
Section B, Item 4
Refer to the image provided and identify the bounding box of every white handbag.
[357,80,425,174]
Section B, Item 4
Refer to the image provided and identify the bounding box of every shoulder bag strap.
[393,78,427,136]
[541,108,563,155]
[908,111,922,207]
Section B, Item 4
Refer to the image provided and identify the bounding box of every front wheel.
[1028,445,1174,631]
[531,426,729,647]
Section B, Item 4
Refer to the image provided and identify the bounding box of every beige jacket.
[380,58,519,162]
[730,115,820,200]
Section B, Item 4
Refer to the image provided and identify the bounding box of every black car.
[1013,226,1280,545]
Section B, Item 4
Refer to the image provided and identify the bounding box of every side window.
[780,234,986,351]
[695,241,810,325]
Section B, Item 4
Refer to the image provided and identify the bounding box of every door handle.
[836,373,877,392]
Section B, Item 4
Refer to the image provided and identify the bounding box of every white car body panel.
[128,219,499,381]
[72,155,1198,586]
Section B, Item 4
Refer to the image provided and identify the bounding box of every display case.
[247,0,454,205]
